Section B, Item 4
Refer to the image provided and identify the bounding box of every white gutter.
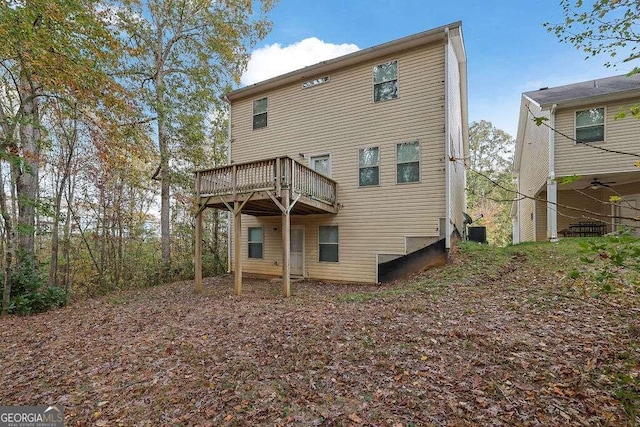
[223,95,232,272]
[444,27,451,250]
[547,103,558,242]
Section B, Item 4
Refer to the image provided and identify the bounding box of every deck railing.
[196,157,337,206]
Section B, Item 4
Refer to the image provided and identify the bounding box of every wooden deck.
[195,157,338,216]
[194,157,339,298]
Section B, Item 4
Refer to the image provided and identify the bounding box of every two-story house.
[194,22,468,296]
[512,74,640,243]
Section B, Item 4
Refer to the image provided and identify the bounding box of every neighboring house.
[512,74,640,244]
[194,22,468,295]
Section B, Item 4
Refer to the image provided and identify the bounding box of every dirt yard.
[1,242,638,425]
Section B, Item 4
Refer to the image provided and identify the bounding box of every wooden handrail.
[196,156,337,206]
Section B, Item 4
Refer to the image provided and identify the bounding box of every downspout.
[223,95,232,272]
[443,27,451,250]
[547,103,558,242]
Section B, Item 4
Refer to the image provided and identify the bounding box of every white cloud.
[241,37,360,86]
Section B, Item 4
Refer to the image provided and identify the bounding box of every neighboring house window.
[373,60,398,102]
[248,227,263,258]
[359,147,379,186]
[319,226,338,262]
[575,107,604,143]
[310,154,331,177]
[397,141,420,183]
[253,97,268,130]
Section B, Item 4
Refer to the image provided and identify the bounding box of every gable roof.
[524,73,640,109]
[224,22,464,102]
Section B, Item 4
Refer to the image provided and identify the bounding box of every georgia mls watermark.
[0,405,64,427]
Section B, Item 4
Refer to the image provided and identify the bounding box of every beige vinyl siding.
[517,102,550,242]
[555,189,611,233]
[535,196,547,241]
[229,42,448,283]
[555,99,640,177]
[553,182,640,235]
[518,198,535,242]
[446,41,466,236]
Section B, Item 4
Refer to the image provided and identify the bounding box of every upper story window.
[359,147,379,186]
[310,154,331,177]
[253,97,268,130]
[575,107,604,143]
[397,141,420,183]
[373,60,398,102]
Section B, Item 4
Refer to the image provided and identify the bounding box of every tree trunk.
[0,165,14,316]
[62,175,76,293]
[155,59,171,277]
[48,113,76,287]
[15,83,40,261]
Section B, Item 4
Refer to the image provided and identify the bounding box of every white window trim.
[358,146,381,187]
[318,225,339,263]
[252,97,268,130]
[248,226,263,259]
[372,59,399,103]
[396,140,421,184]
[574,106,605,144]
[308,153,332,177]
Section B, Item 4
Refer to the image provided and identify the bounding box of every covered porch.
[193,156,338,297]
[542,171,640,241]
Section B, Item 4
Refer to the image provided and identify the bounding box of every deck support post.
[194,207,203,293]
[282,187,291,297]
[234,203,243,295]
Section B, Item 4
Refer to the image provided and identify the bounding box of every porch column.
[547,179,558,242]
[194,208,203,293]
[282,187,291,297]
[234,203,243,295]
[547,104,558,242]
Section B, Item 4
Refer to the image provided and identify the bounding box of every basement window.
[253,97,268,130]
[248,227,263,258]
[319,226,338,262]
[575,107,604,143]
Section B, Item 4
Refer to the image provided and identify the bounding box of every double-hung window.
[319,226,338,262]
[359,147,379,186]
[248,227,263,259]
[575,107,604,143]
[373,60,398,102]
[397,141,420,183]
[253,97,268,130]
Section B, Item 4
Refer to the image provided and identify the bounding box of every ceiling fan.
[586,178,616,189]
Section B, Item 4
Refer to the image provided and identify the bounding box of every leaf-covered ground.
[1,241,639,426]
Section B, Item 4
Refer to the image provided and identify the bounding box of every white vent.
[302,76,330,89]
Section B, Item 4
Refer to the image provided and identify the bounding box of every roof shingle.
[524,73,640,107]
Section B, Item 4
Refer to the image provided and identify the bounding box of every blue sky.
[241,0,636,137]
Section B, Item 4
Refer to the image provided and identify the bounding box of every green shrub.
[1,254,68,315]
[8,286,68,315]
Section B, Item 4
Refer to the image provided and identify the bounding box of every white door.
[615,197,639,236]
[291,227,304,276]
